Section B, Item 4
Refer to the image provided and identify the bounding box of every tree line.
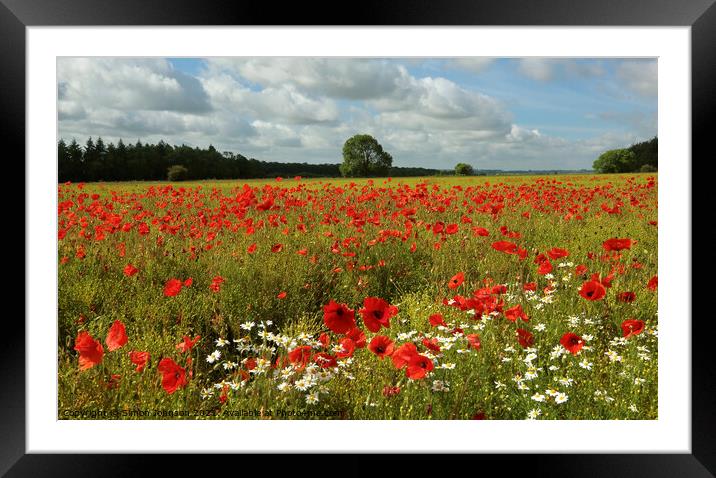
[592,137,658,174]
[57,137,448,182]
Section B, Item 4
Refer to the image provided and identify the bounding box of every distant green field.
[58,173,658,420]
[78,172,647,192]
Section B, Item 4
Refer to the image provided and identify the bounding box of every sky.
[57,57,657,170]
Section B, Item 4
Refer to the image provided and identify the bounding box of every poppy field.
[58,174,658,420]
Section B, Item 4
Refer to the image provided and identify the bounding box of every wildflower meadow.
[58,174,658,420]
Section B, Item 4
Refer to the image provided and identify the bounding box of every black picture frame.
[6,0,712,475]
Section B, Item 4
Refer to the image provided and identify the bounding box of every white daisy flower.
[305,391,319,404]
[527,409,542,419]
[206,350,221,363]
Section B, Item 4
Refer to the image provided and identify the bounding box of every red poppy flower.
[602,238,635,251]
[210,275,225,292]
[163,278,183,297]
[277,291,287,299]
[323,300,356,334]
[647,275,658,291]
[345,327,367,348]
[318,332,330,348]
[406,354,434,379]
[617,291,636,303]
[105,320,128,352]
[392,342,418,369]
[516,328,534,348]
[575,264,588,276]
[175,335,201,353]
[383,386,401,397]
[591,272,614,288]
[560,332,584,355]
[579,280,607,301]
[429,313,447,327]
[359,297,398,332]
[466,334,481,350]
[448,272,465,289]
[104,374,122,390]
[500,225,522,238]
[537,259,553,275]
[219,385,229,404]
[288,345,313,369]
[491,284,507,294]
[446,223,459,234]
[472,227,490,236]
[547,247,570,260]
[157,357,188,394]
[183,278,193,287]
[621,319,646,338]
[129,350,150,372]
[247,243,257,254]
[336,338,356,358]
[271,243,283,253]
[523,282,537,291]
[422,338,441,353]
[244,357,257,370]
[491,241,518,254]
[368,335,394,359]
[74,330,104,370]
[505,304,529,322]
[123,264,139,277]
[256,196,274,211]
[312,352,338,368]
[534,253,548,265]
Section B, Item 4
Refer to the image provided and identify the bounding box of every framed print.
[6,0,714,475]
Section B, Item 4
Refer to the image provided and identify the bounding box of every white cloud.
[517,58,606,82]
[596,110,657,138]
[518,58,556,81]
[372,76,512,135]
[58,58,211,113]
[450,58,495,73]
[616,60,658,97]
[565,61,605,78]
[57,57,657,170]
[201,73,339,125]
[506,125,542,142]
[207,58,407,100]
